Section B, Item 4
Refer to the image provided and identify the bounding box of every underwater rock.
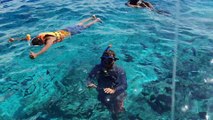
[140,42,148,49]
[190,85,213,100]
[147,94,171,114]
[46,70,50,75]
[209,104,213,112]
[138,61,152,66]
[24,84,36,97]
[156,94,171,105]
[124,53,134,62]
[45,101,66,118]
[155,52,164,59]
[24,112,42,120]
[191,91,209,100]
[141,91,149,96]
[128,114,143,120]
[164,87,172,94]
[198,112,207,119]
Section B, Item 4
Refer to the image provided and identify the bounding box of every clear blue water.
[0,0,213,119]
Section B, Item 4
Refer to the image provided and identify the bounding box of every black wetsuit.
[87,64,127,113]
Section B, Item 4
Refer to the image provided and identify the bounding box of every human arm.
[104,68,127,94]
[87,83,97,88]
[86,65,99,88]
[114,69,127,94]
[29,37,54,59]
[8,38,25,42]
[9,34,31,42]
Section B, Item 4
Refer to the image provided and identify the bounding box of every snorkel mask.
[26,34,31,41]
[25,34,43,46]
[101,45,119,67]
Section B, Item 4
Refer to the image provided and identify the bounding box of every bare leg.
[83,18,102,28]
[77,15,96,26]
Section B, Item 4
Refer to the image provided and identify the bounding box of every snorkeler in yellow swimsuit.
[9,15,102,59]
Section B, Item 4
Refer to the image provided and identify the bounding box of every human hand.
[29,51,38,59]
[8,38,15,42]
[104,88,115,94]
[87,83,97,88]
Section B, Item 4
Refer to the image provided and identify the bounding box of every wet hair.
[31,37,43,45]
[101,50,117,67]
[102,50,116,58]
[129,0,139,5]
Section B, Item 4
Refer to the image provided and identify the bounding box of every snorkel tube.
[101,44,119,60]
[25,34,33,46]
[26,34,31,41]
[104,44,112,54]
[101,44,113,59]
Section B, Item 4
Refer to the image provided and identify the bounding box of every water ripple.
[0,0,212,119]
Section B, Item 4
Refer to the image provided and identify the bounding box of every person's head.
[101,48,118,69]
[129,0,139,5]
[31,37,43,46]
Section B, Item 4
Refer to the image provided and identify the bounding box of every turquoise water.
[0,0,213,119]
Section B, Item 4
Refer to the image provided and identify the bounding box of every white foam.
[181,105,189,112]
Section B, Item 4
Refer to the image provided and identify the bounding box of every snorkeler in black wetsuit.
[126,0,170,16]
[87,45,127,119]
[126,0,154,9]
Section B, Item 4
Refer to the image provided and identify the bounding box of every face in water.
[101,55,115,68]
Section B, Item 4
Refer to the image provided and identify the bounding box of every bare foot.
[96,18,103,23]
[8,38,15,42]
